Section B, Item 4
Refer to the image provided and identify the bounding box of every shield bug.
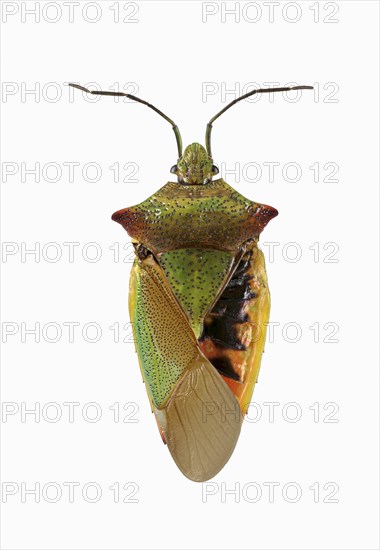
[70,82,313,481]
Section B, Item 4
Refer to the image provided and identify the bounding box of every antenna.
[205,85,313,158]
[69,83,183,158]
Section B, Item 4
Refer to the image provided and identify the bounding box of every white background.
[1,1,379,549]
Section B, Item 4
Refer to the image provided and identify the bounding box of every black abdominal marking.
[208,357,241,381]
[199,251,256,380]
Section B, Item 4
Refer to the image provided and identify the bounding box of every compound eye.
[170,165,178,174]
[211,164,219,175]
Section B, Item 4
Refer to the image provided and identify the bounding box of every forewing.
[129,253,242,481]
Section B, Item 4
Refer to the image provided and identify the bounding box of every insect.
[70,82,313,481]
